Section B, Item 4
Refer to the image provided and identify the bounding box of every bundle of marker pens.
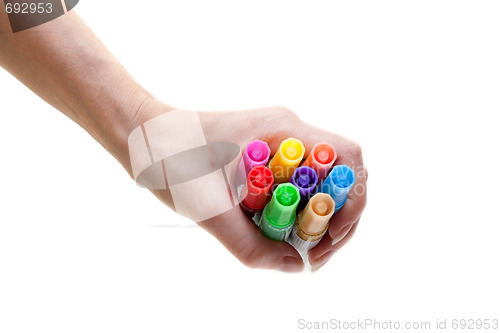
[238,138,356,258]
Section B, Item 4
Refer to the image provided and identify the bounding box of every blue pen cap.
[317,165,356,212]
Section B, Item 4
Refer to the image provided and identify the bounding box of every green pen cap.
[260,183,300,241]
[267,183,300,226]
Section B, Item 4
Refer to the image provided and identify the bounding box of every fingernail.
[311,262,326,273]
[331,235,343,246]
[310,251,334,272]
[331,224,352,246]
[276,256,304,272]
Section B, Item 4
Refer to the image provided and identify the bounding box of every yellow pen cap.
[269,138,305,183]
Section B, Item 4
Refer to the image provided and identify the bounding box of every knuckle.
[240,255,260,269]
[235,244,263,269]
[349,142,363,157]
[348,183,367,211]
[273,105,298,119]
[257,106,301,135]
[357,193,367,212]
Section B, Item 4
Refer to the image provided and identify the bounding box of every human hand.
[130,101,367,272]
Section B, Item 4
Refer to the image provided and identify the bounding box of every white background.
[1,1,499,332]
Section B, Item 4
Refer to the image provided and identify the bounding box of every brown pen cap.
[297,193,335,239]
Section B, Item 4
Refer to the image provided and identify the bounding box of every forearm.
[0,11,155,174]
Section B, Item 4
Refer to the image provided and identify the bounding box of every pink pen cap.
[302,142,337,181]
[243,140,271,175]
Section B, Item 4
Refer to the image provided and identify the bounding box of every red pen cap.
[242,166,274,211]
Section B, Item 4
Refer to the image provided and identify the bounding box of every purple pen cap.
[243,140,271,175]
[290,166,318,202]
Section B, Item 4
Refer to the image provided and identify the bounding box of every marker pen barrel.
[269,138,305,183]
[287,193,335,257]
[260,183,300,241]
[301,142,337,181]
[290,166,318,208]
[243,140,271,175]
[240,166,274,223]
[316,165,356,213]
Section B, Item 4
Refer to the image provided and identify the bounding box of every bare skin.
[0,11,367,272]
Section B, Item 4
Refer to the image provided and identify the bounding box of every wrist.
[91,88,175,177]
[90,85,150,174]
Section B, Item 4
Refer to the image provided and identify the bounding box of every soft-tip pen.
[287,193,335,257]
[268,138,305,183]
[260,183,300,241]
[240,166,274,224]
[316,165,356,213]
[301,142,336,181]
[243,140,271,175]
[290,166,318,209]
